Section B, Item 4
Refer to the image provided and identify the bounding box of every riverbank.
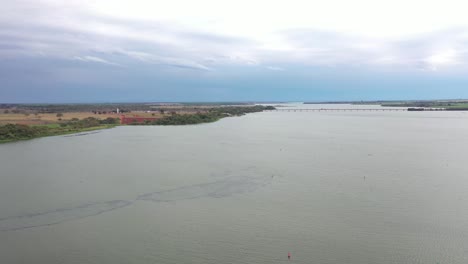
[133,105,274,125]
[0,123,118,144]
[0,105,275,143]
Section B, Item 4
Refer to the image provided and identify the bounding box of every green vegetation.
[151,112,221,125]
[0,102,261,113]
[305,100,468,110]
[0,103,135,113]
[134,105,275,126]
[60,117,120,128]
[379,101,468,111]
[0,117,119,143]
[212,105,275,115]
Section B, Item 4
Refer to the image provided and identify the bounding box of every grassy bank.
[0,124,117,144]
[0,117,119,144]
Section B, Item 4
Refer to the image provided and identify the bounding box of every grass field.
[378,100,468,109]
[444,103,468,109]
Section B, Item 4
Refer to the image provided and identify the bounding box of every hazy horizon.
[2,99,468,105]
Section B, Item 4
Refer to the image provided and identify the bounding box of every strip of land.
[304,99,468,110]
[0,103,274,143]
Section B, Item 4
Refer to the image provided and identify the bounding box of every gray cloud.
[2,0,468,74]
[0,1,256,72]
[274,28,468,71]
[73,56,121,66]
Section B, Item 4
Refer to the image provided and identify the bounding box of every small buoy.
[288,252,291,260]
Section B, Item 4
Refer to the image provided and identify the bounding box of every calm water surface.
[1,104,468,264]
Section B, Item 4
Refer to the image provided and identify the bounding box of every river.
[1,104,468,263]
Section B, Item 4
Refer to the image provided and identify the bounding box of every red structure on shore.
[120,115,158,124]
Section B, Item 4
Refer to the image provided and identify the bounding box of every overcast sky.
[2,0,468,102]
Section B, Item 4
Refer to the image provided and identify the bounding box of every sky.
[1,0,468,103]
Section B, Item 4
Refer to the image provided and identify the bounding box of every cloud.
[266,66,285,71]
[73,56,121,66]
[115,50,212,71]
[1,0,468,74]
[0,1,255,70]
[266,28,468,72]
[423,50,458,71]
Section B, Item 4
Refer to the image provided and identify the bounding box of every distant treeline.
[382,101,467,107]
[131,105,275,125]
[0,117,119,143]
[304,100,468,107]
[60,117,120,128]
[408,107,468,111]
[369,100,468,109]
[151,113,221,125]
[0,102,260,113]
[0,104,143,113]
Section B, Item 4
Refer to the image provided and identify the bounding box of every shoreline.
[0,124,117,144]
[0,105,274,144]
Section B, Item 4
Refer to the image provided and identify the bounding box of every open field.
[0,111,171,125]
[441,103,468,109]
[0,103,252,125]
[0,112,118,125]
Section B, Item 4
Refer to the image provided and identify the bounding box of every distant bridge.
[267,108,407,112]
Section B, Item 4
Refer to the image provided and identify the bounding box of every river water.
[1,104,468,264]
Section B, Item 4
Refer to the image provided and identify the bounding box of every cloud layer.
[1,0,468,102]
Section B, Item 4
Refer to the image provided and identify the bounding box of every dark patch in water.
[137,175,272,202]
[0,171,275,232]
[0,200,132,232]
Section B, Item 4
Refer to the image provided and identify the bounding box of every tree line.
[130,105,275,125]
[0,117,119,142]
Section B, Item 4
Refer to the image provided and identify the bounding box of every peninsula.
[0,103,275,143]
